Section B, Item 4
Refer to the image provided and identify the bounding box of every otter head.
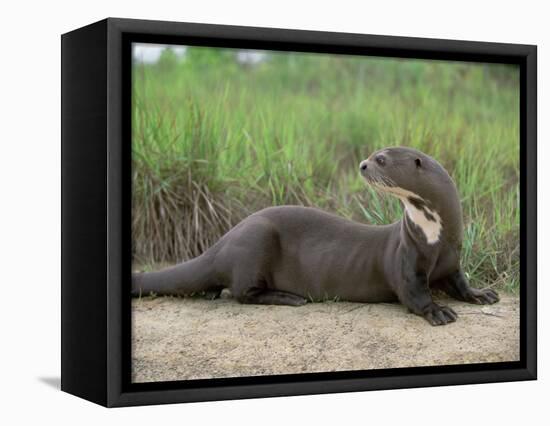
[359,147,462,245]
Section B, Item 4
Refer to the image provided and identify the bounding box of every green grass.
[132,46,520,292]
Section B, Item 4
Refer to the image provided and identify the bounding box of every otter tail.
[132,253,216,297]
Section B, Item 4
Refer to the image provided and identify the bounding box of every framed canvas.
[61,18,537,407]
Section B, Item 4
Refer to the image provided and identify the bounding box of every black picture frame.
[61,17,537,407]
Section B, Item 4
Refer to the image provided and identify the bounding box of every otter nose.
[359,160,368,171]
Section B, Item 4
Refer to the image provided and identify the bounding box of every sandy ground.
[132,294,519,383]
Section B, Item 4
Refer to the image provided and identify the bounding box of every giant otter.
[133,147,499,325]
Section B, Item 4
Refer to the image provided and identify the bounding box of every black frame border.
[62,17,537,407]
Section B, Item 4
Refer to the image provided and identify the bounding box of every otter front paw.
[464,288,499,305]
[423,303,457,326]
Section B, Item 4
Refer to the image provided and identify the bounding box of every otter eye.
[375,155,386,166]
[415,158,422,168]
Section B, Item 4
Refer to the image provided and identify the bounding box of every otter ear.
[415,158,422,168]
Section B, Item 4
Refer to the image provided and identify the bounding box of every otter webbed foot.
[422,303,457,326]
[433,270,500,306]
[397,271,457,325]
[203,289,223,300]
[238,289,308,306]
[462,288,500,305]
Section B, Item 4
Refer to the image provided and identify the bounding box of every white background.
[1,0,546,424]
